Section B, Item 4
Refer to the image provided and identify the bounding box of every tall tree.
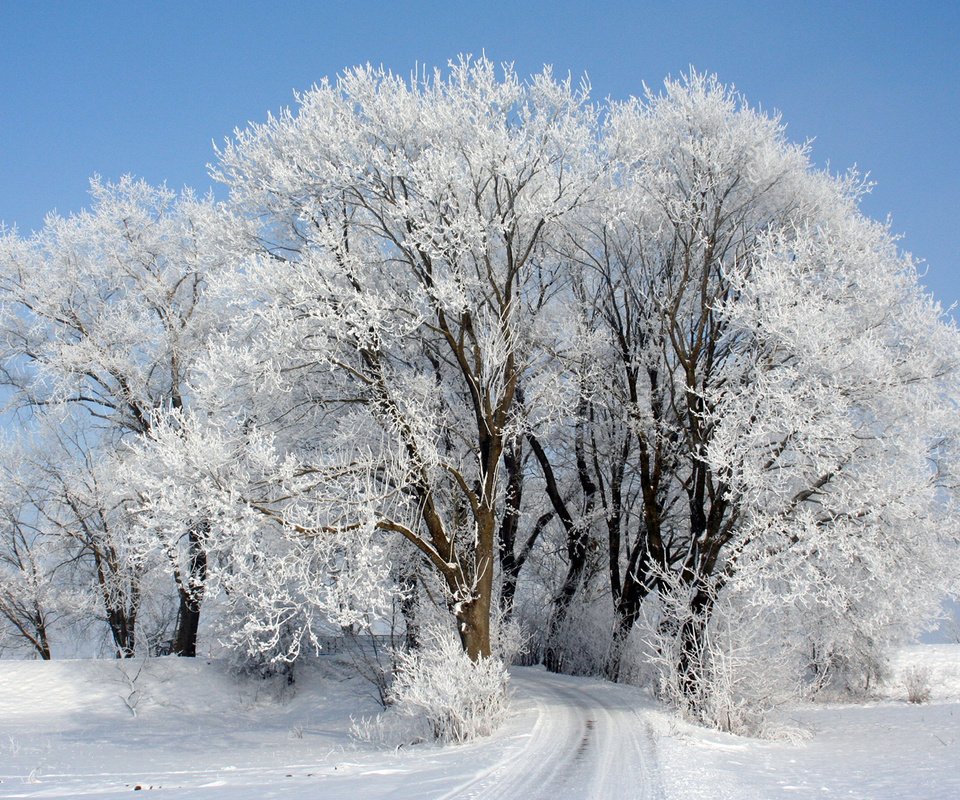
[547,73,959,701]
[172,57,599,660]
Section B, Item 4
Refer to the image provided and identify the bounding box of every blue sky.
[2,1,958,309]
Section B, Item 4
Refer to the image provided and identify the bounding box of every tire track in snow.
[441,669,664,800]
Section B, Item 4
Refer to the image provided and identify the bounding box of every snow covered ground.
[658,645,960,800]
[0,645,957,798]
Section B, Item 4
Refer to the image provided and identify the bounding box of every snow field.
[0,644,958,798]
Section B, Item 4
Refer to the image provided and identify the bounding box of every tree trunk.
[497,439,524,618]
[543,537,589,672]
[33,599,52,660]
[456,594,492,661]
[499,565,520,618]
[172,594,202,657]
[171,526,207,657]
[107,608,136,658]
[606,574,646,680]
[674,586,713,710]
[397,569,420,651]
[537,408,596,674]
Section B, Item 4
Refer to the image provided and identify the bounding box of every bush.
[388,626,510,743]
[537,585,616,677]
[902,665,932,704]
[491,609,529,666]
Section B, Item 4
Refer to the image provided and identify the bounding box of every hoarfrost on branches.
[0,60,957,740]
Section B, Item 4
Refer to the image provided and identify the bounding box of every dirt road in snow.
[280,667,665,799]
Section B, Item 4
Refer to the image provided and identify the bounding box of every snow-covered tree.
[118,410,399,668]
[2,60,955,744]
[0,473,61,659]
[532,71,827,672]
[24,427,149,657]
[706,212,959,691]
[166,56,599,660]
[525,73,959,712]
[0,177,247,656]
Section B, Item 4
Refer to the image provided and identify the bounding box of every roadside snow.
[0,658,660,799]
[657,644,960,800]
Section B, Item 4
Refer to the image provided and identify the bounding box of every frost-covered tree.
[705,212,959,692]
[0,473,60,659]
[2,59,955,743]
[166,57,599,660]
[527,73,959,710]
[0,435,102,659]
[0,177,247,656]
[534,72,828,672]
[118,411,400,669]
[24,424,172,658]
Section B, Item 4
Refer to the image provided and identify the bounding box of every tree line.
[1,59,957,731]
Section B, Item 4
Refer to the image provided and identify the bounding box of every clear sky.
[2,0,958,310]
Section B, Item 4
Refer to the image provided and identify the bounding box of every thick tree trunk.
[172,595,202,657]
[606,525,665,679]
[453,505,496,662]
[456,594,492,661]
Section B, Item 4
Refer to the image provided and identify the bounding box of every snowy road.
[439,669,663,800]
[240,668,664,799]
[4,653,960,799]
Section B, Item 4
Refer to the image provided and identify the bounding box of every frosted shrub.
[902,665,932,704]
[641,582,799,738]
[491,610,529,666]
[349,710,427,747]
[803,638,890,698]
[389,626,510,743]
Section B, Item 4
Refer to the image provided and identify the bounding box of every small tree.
[0,177,248,656]
[0,514,58,659]
[0,447,75,659]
